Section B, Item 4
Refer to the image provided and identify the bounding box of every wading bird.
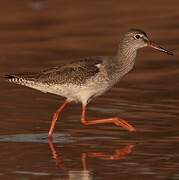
[5,29,173,138]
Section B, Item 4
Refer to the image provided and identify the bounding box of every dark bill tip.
[148,41,174,56]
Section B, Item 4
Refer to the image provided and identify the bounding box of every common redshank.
[5,29,173,138]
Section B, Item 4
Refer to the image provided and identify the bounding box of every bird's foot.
[113,117,136,132]
[81,116,136,132]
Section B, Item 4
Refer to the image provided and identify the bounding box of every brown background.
[0,0,179,179]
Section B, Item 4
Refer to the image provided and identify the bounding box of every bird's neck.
[117,41,137,61]
[116,43,137,71]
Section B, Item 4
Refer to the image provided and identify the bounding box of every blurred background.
[0,0,179,179]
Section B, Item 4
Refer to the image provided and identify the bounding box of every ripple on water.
[0,133,121,144]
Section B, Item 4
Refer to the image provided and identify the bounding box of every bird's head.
[122,29,173,55]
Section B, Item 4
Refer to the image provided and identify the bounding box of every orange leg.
[81,144,134,171]
[48,138,66,170]
[81,153,88,171]
[86,144,134,160]
[81,105,136,132]
[48,100,68,138]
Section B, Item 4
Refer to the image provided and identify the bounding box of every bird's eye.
[134,34,141,39]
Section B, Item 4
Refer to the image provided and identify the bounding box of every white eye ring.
[134,34,142,39]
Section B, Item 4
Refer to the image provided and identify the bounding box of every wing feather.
[5,58,103,86]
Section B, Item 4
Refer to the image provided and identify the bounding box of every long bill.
[148,41,173,56]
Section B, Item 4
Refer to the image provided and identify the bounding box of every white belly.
[46,83,109,105]
[19,80,110,105]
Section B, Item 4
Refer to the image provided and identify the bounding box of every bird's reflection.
[48,138,134,179]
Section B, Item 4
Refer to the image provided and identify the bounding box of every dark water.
[0,0,179,179]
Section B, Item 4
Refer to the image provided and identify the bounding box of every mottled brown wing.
[5,58,102,85]
[37,58,102,85]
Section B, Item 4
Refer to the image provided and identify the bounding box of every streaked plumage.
[5,29,173,137]
[5,54,136,105]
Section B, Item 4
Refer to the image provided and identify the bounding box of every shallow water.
[0,0,179,179]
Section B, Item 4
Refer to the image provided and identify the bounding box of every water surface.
[0,0,179,179]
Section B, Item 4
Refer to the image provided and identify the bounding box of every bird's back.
[5,57,104,86]
[5,54,136,104]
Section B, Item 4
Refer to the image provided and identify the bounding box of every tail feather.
[4,74,24,84]
[5,72,48,93]
[5,72,40,81]
[5,72,36,83]
[5,71,42,87]
[5,74,17,80]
